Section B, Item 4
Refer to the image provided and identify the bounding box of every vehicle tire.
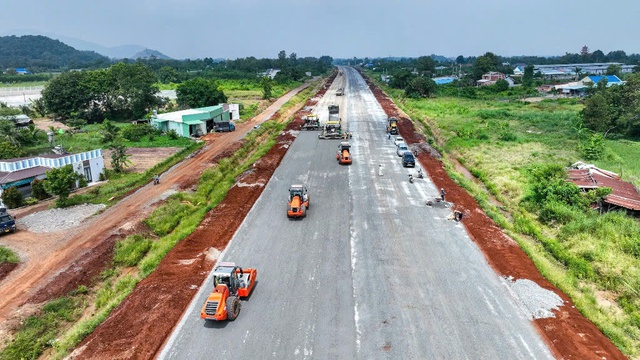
[302,206,307,218]
[227,296,240,321]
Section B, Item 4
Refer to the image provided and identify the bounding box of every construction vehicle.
[319,105,352,139]
[200,262,257,321]
[287,184,310,218]
[387,117,399,135]
[328,105,340,121]
[301,114,320,130]
[336,142,352,165]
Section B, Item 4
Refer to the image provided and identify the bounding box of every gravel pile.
[17,204,106,233]
[504,277,564,319]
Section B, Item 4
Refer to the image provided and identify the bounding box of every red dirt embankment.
[71,76,335,359]
[359,70,625,360]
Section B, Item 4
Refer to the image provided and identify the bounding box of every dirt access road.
[0,81,313,329]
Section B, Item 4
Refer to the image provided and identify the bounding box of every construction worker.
[154,174,160,185]
[440,188,446,201]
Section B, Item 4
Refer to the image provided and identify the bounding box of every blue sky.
[1,0,639,59]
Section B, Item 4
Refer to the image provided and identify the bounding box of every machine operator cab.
[213,262,247,293]
[289,185,308,202]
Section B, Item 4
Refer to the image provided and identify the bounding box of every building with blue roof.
[14,68,30,75]
[584,75,623,85]
[433,77,456,85]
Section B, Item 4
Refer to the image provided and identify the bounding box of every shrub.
[539,200,578,224]
[31,179,50,200]
[2,186,24,209]
[167,129,179,140]
[78,176,88,188]
[122,124,157,142]
[499,130,518,142]
[113,235,152,267]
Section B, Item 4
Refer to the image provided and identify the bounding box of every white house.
[0,149,105,197]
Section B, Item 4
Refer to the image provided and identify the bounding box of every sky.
[1,0,640,60]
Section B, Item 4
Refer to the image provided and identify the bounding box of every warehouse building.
[151,105,234,138]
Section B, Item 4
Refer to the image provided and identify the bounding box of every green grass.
[0,81,47,88]
[0,297,83,360]
[364,70,640,356]
[0,246,19,264]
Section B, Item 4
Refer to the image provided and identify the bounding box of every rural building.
[0,114,33,127]
[15,68,30,75]
[151,105,232,137]
[513,63,635,79]
[0,149,105,197]
[567,162,640,214]
[477,72,505,86]
[553,75,624,96]
[258,69,280,79]
[433,76,456,85]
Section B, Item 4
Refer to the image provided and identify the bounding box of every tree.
[41,71,93,120]
[405,77,437,98]
[416,56,435,75]
[43,165,79,207]
[607,50,627,62]
[523,64,535,87]
[389,69,414,89]
[100,119,120,145]
[591,49,606,63]
[605,64,622,77]
[30,98,47,118]
[110,142,132,173]
[0,141,22,159]
[1,186,23,209]
[472,52,500,80]
[30,179,50,200]
[66,118,87,130]
[456,55,465,64]
[494,79,509,92]
[176,78,227,108]
[261,76,273,99]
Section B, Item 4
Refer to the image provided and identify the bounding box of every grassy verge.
[364,70,640,355]
[65,141,202,207]
[0,246,19,265]
[0,78,320,359]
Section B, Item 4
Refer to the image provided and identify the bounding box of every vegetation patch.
[0,246,19,264]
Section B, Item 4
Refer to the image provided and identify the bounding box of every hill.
[131,48,172,60]
[0,35,110,70]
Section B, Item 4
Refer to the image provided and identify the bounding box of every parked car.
[393,137,404,147]
[397,143,409,156]
[402,152,416,167]
[0,209,16,234]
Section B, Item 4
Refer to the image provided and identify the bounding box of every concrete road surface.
[160,67,553,359]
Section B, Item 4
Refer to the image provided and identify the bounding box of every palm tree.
[574,67,583,81]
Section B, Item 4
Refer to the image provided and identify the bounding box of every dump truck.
[200,262,257,321]
[214,121,236,132]
[387,117,398,135]
[301,114,320,130]
[287,184,310,218]
[328,105,340,121]
[336,142,352,165]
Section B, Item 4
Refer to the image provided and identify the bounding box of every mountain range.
[1,29,172,60]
